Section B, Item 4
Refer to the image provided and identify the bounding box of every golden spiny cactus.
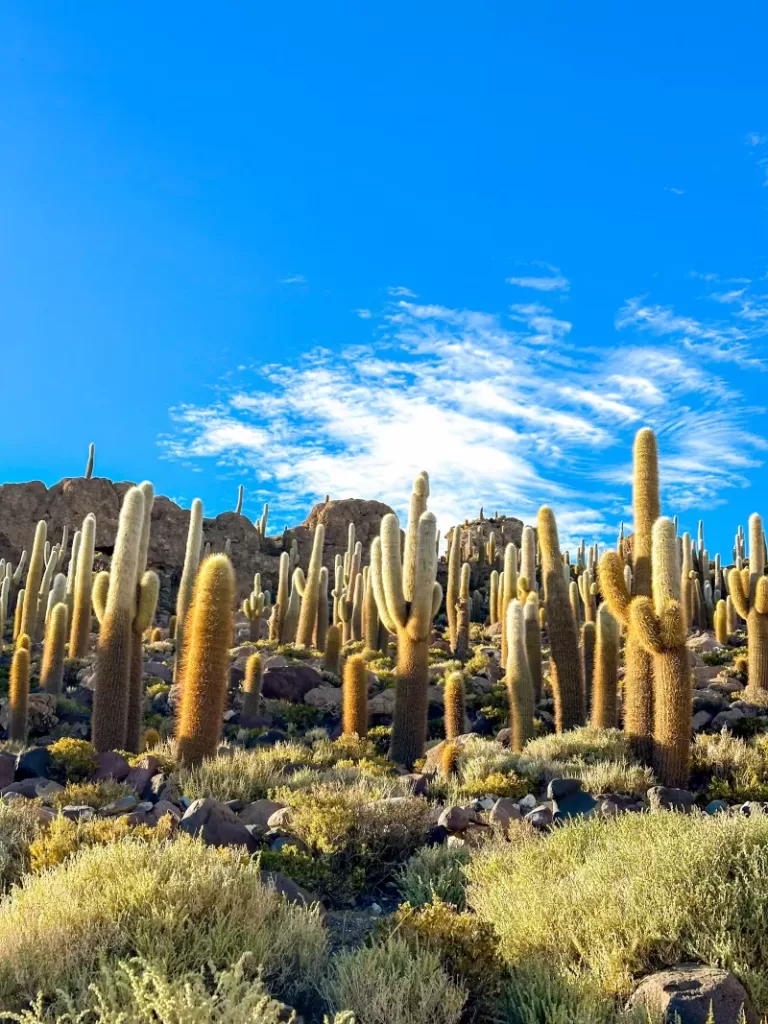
[538,507,585,732]
[9,638,31,743]
[174,498,203,683]
[241,652,263,724]
[322,623,342,675]
[296,524,325,648]
[591,603,618,729]
[315,566,330,652]
[69,514,96,658]
[443,671,466,740]
[342,654,368,738]
[176,554,235,766]
[363,566,379,651]
[446,526,461,652]
[505,598,535,752]
[19,520,46,642]
[41,602,68,696]
[581,620,596,713]
[728,513,768,693]
[92,571,110,624]
[500,543,518,666]
[714,599,728,646]
[524,592,542,701]
[126,570,160,753]
[489,570,499,625]
[441,741,460,781]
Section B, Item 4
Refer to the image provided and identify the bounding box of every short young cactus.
[443,671,466,740]
[323,623,342,676]
[342,654,368,738]
[241,652,263,725]
[41,602,68,696]
[9,638,31,742]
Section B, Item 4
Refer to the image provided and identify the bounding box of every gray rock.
[152,800,183,822]
[519,793,537,810]
[124,755,161,795]
[2,778,63,799]
[711,708,745,730]
[267,806,292,829]
[240,799,286,828]
[547,778,583,801]
[648,787,695,813]
[692,689,729,714]
[367,689,396,717]
[489,797,522,829]
[438,805,475,832]
[524,805,554,830]
[691,710,713,732]
[304,685,343,711]
[0,753,15,790]
[180,797,258,853]
[99,794,139,816]
[262,664,323,703]
[62,805,95,821]
[90,750,131,782]
[705,800,729,815]
[260,869,325,918]
[402,773,429,796]
[627,963,758,1024]
[144,660,173,682]
[553,790,597,822]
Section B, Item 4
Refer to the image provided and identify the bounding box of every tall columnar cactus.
[338,542,362,644]
[41,602,68,696]
[45,573,67,628]
[85,443,95,479]
[315,566,330,652]
[332,556,344,626]
[65,528,82,616]
[19,520,47,643]
[241,653,263,724]
[680,533,693,629]
[500,544,518,666]
[728,513,768,693]
[538,507,585,732]
[351,572,364,642]
[8,637,31,742]
[92,487,145,752]
[342,654,368,738]
[69,514,96,658]
[581,621,596,712]
[235,484,244,516]
[569,580,581,628]
[714,599,728,645]
[446,527,461,652]
[726,595,738,635]
[126,570,160,753]
[631,517,691,788]
[323,623,342,675]
[505,598,535,752]
[258,502,269,538]
[363,567,379,650]
[274,551,290,642]
[520,525,536,590]
[174,498,204,682]
[176,554,235,766]
[489,571,499,625]
[282,568,304,644]
[443,671,466,740]
[137,481,155,577]
[598,428,659,757]
[34,544,60,642]
[371,476,442,766]
[0,575,8,635]
[296,525,325,648]
[524,592,542,701]
[13,591,24,643]
[591,603,619,729]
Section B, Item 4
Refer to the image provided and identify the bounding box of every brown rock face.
[0,477,395,612]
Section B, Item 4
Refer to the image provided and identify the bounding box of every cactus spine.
[569,580,581,628]
[176,554,235,765]
[41,602,68,696]
[13,591,24,642]
[241,653,263,724]
[19,520,47,643]
[92,487,145,752]
[69,514,96,658]
[296,525,325,648]
[728,513,768,693]
[505,598,535,752]
[371,474,441,766]
[443,670,466,740]
[342,654,368,737]
[630,517,690,788]
[591,604,618,728]
[500,544,518,666]
[363,567,379,650]
[8,638,30,742]
[581,620,596,712]
[538,506,585,732]
[174,498,204,682]
[520,525,536,592]
[323,623,342,675]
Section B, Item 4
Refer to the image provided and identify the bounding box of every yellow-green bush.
[0,803,43,893]
[389,897,503,1014]
[44,780,132,812]
[0,834,328,1015]
[467,811,768,1011]
[47,739,98,784]
[322,938,466,1024]
[395,845,469,910]
[29,814,173,872]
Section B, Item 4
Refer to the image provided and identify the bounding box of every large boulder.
[262,664,323,702]
[179,798,258,853]
[627,963,758,1023]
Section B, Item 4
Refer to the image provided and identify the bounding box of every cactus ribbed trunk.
[9,643,30,743]
[389,634,429,766]
[69,515,96,659]
[41,603,68,696]
[443,671,466,740]
[652,644,691,788]
[592,606,618,729]
[747,609,768,695]
[581,621,595,713]
[506,600,535,752]
[125,624,145,754]
[342,654,368,738]
[524,599,542,701]
[242,653,263,723]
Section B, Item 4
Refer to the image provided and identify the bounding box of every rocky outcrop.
[0,477,396,613]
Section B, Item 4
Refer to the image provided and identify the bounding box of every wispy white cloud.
[387,286,417,298]
[666,187,685,195]
[746,132,767,147]
[161,286,765,548]
[354,308,373,319]
[280,274,306,285]
[506,274,570,292]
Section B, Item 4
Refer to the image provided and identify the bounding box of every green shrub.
[0,835,327,1016]
[389,897,502,1014]
[177,744,316,803]
[29,814,173,872]
[0,803,42,892]
[263,700,322,732]
[467,811,768,1011]
[395,845,469,910]
[47,739,98,784]
[44,780,132,812]
[322,938,466,1024]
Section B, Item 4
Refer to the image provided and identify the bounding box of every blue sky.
[2,2,768,559]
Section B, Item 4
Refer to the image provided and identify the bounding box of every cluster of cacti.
[728,514,768,693]
[296,525,325,648]
[242,573,270,641]
[371,472,441,766]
